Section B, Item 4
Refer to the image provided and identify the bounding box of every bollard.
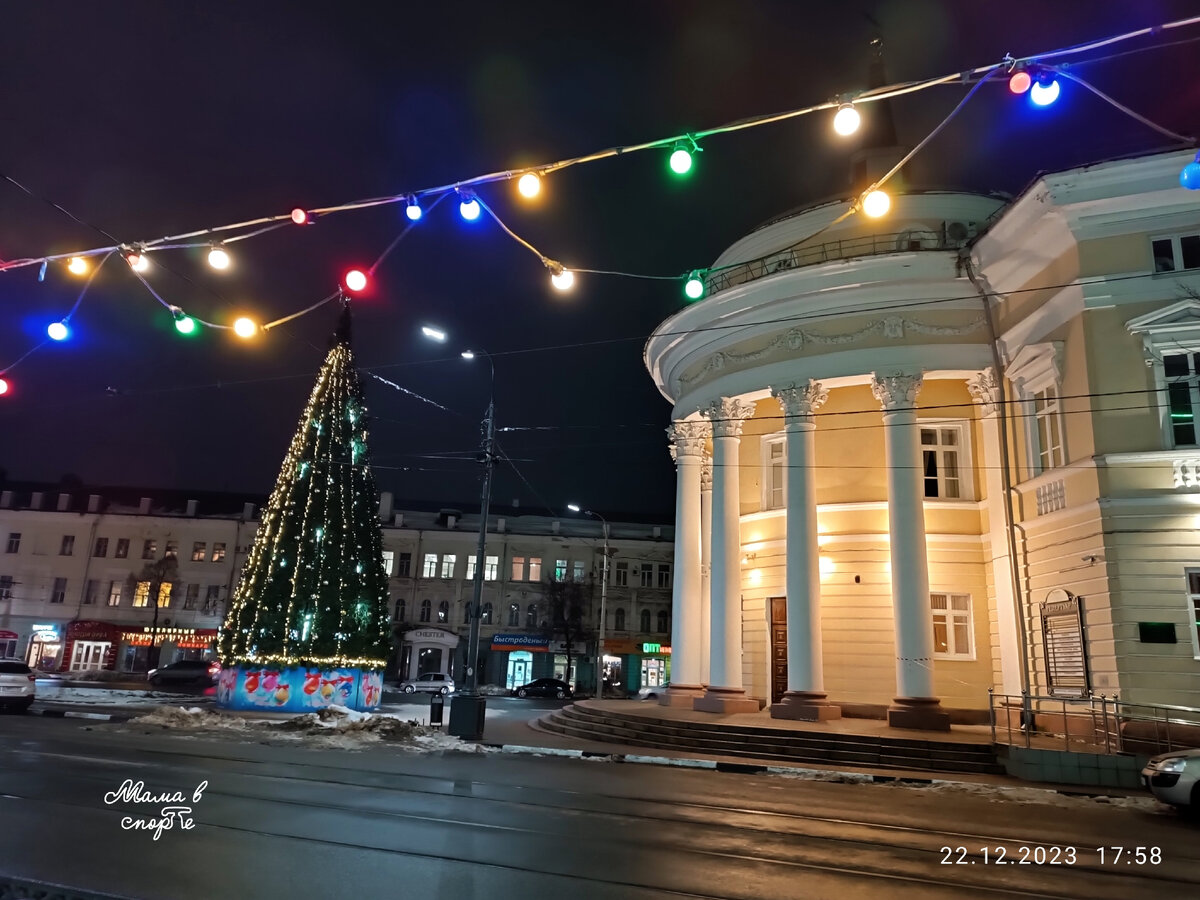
[430,691,445,726]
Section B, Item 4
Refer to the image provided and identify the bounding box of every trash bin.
[430,692,445,726]
[448,694,487,739]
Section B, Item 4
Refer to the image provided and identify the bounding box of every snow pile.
[889,780,1164,811]
[476,685,512,696]
[131,706,252,730]
[274,706,421,742]
[36,686,198,706]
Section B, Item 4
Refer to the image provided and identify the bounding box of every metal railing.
[704,229,963,295]
[989,689,1200,755]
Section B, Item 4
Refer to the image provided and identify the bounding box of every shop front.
[397,627,460,682]
[491,633,549,689]
[639,642,671,690]
[63,621,123,672]
[26,623,64,671]
[0,629,18,659]
[120,626,218,673]
[599,639,671,693]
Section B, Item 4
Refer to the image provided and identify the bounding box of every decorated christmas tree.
[217,301,390,709]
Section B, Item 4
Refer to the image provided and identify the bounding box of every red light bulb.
[1008,70,1031,94]
[291,208,311,225]
[0,378,8,396]
[343,269,368,293]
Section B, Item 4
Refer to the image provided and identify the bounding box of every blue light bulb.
[1030,77,1060,107]
[405,197,422,221]
[47,320,69,341]
[459,197,480,221]
[1182,153,1200,191]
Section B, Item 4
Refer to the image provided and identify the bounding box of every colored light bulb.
[233,317,257,338]
[126,252,149,272]
[518,173,541,198]
[669,144,693,175]
[459,196,481,220]
[1181,153,1200,190]
[684,272,705,300]
[1008,70,1031,94]
[291,208,311,225]
[174,313,196,335]
[47,321,69,341]
[405,196,422,220]
[344,269,368,292]
[862,189,890,218]
[1030,75,1060,107]
[0,378,8,396]
[67,257,89,276]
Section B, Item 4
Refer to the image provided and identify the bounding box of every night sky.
[1,1,1196,522]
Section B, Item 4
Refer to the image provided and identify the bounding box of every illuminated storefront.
[26,623,63,670]
[63,621,122,672]
[119,626,217,672]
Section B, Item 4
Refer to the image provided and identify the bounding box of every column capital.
[700,458,713,492]
[966,368,1001,417]
[700,397,755,438]
[771,380,828,423]
[667,420,709,460]
[871,372,923,411]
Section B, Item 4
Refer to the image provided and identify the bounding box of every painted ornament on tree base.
[217,665,383,712]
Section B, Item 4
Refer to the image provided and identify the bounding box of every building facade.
[645,149,1200,728]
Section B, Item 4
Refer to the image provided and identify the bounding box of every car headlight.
[1156,758,1187,774]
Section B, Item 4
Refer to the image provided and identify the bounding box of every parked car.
[399,673,454,695]
[147,659,221,688]
[1142,748,1200,811]
[513,678,573,699]
[0,659,36,712]
[637,682,669,701]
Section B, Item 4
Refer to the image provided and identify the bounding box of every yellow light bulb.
[550,268,574,291]
[233,317,257,338]
[518,172,541,198]
[208,247,231,270]
[67,257,89,276]
[862,189,890,218]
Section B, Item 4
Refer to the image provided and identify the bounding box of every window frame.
[191,542,207,562]
[396,552,412,577]
[107,581,122,606]
[419,599,431,623]
[60,535,75,556]
[422,553,439,579]
[760,433,787,511]
[1185,569,1200,660]
[639,608,651,633]
[5,533,19,554]
[142,539,157,561]
[381,550,394,576]
[614,561,629,587]
[211,542,226,562]
[50,577,68,604]
[918,419,974,501]
[930,591,974,660]
[93,537,109,558]
[657,563,672,589]
[1151,231,1200,274]
[440,554,456,579]
[1007,342,1066,478]
[115,538,129,559]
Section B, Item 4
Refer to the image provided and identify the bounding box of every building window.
[157,584,172,608]
[5,533,19,554]
[440,554,456,579]
[192,542,207,562]
[920,423,968,499]
[1163,352,1200,446]
[1152,233,1200,273]
[93,537,109,558]
[60,535,75,556]
[762,436,786,511]
[437,600,449,623]
[164,541,178,559]
[528,558,542,581]
[931,592,973,659]
[142,540,157,560]
[108,582,122,606]
[615,561,629,587]
[49,577,67,604]
[211,543,226,562]
[83,579,99,605]
[657,564,672,589]
[526,604,538,628]
[572,561,584,581]
[657,610,669,633]
[511,556,526,581]
[481,602,493,625]
[394,598,405,621]
[0,575,13,600]
[640,565,654,588]
[481,555,497,581]
[615,608,626,630]
[1007,342,1065,477]
[640,609,651,632]
[397,552,412,577]
[115,538,129,559]
[203,585,221,615]
[419,599,431,623]
[1031,386,1065,473]
[508,603,519,627]
[1186,570,1200,658]
[462,602,470,625]
[466,557,476,581]
[423,553,438,578]
[555,559,568,581]
[183,584,199,610]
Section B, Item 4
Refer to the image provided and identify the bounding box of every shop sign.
[406,628,459,645]
[641,643,672,655]
[601,639,638,654]
[549,640,587,654]
[491,633,549,651]
[68,621,122,640]
[31,624,60,641]
[0,630,17,640]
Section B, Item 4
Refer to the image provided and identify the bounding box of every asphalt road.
[1,715,1198,900]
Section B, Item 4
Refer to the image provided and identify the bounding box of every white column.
[699,457,712,686]
[871,372,950,731]
[663,420,707,706]
[770,381,840,721]
[694,397,759,714]
[968,369,1023,695]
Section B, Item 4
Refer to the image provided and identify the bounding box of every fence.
[990,689,1200,755]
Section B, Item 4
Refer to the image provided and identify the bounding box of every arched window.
[437,600,449,623]
[657,610,669,633]
[614,607,625,631]
[526,604,538,628]
[640,609,651,633]
[394,598,405,622]
[508,603,519,626]
[481,602,493,625]
[462,602,470,624]
[419,599,431,623]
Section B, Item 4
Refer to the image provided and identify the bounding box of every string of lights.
[1,16,1196,398]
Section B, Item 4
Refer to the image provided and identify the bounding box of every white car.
[1142,748,1200,811]
[0,659,36,712]
[399,673,455,695]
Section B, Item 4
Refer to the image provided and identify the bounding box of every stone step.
[541,708,1003,775]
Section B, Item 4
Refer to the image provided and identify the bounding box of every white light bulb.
[833,104,861,136]
[862,189,890,218]
[551,268,574,291]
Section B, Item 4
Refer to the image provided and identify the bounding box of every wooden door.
[770,597,787,704]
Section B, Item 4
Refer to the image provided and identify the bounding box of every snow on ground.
[34,686,200,706]
[124,704,491,753]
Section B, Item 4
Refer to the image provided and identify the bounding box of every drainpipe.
[963,252,1035,728]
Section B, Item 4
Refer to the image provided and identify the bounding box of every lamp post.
[569,505,609,699]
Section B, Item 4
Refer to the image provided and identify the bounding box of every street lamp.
[422,326,495,739]
[569,504,610,700]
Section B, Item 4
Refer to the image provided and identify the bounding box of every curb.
[28,708,134,723]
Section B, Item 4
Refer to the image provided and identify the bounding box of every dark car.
[147,659,220,688]
[513,678,573,699]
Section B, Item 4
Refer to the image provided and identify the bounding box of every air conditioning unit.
[943,220,977,247]
[896,228,941,251]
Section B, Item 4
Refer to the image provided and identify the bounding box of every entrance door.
[770,597,787,704]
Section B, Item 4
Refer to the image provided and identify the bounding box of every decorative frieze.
[700,398,756,438]
[1173,458,1200,489]
[771,380,828,423]
[871,372,924,411]
[701,459,713,492]
[966,368,1001,417]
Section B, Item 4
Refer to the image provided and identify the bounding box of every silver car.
[1141,748,1200,810]
[399,672,454,695]
[0,659,36,712]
